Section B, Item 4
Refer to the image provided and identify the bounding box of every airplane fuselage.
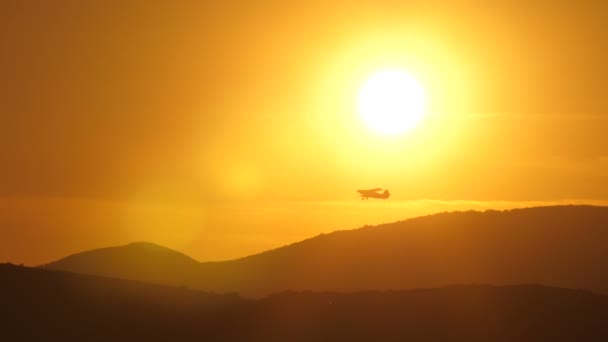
[357,189,390,200]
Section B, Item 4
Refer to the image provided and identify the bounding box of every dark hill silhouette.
[1,263,245,341]
[3,264,608,341]
[43,242,200,287]
[43,205,608,297]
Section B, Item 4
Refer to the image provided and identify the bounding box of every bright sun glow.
[357,69,427,135]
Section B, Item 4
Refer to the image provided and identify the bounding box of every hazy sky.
[2,1,607,264]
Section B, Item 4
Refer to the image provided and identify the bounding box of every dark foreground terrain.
[2,264,608,341]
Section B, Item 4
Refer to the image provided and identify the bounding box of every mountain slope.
[1,263,246,341]
[43,242,200,286]
[4,264,608,342]
[43,205,608,296]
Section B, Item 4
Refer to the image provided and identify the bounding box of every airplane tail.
[383,190,390,198]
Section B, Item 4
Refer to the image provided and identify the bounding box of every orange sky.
[2,1,608,264]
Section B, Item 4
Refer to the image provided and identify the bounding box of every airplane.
[357,188,390,200]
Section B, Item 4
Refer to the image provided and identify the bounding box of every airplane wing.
[357,188,382,194]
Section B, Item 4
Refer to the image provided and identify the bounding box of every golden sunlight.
[357,69,426,135]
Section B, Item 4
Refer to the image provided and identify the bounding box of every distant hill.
[43,242,200,287]
[43,205,608,297]
[3,264,608,341]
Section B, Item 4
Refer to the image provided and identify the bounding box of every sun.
[357,69,427,135]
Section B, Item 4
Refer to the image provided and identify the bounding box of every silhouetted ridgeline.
[42,241,201,289]
[43,206,608,297]
[2,264,608,341]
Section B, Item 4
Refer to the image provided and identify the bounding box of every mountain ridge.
[4,263,608,341]
[42,240,200,287]
[42,205,608,297]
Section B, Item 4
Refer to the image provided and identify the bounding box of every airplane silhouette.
[357,188,390,200]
